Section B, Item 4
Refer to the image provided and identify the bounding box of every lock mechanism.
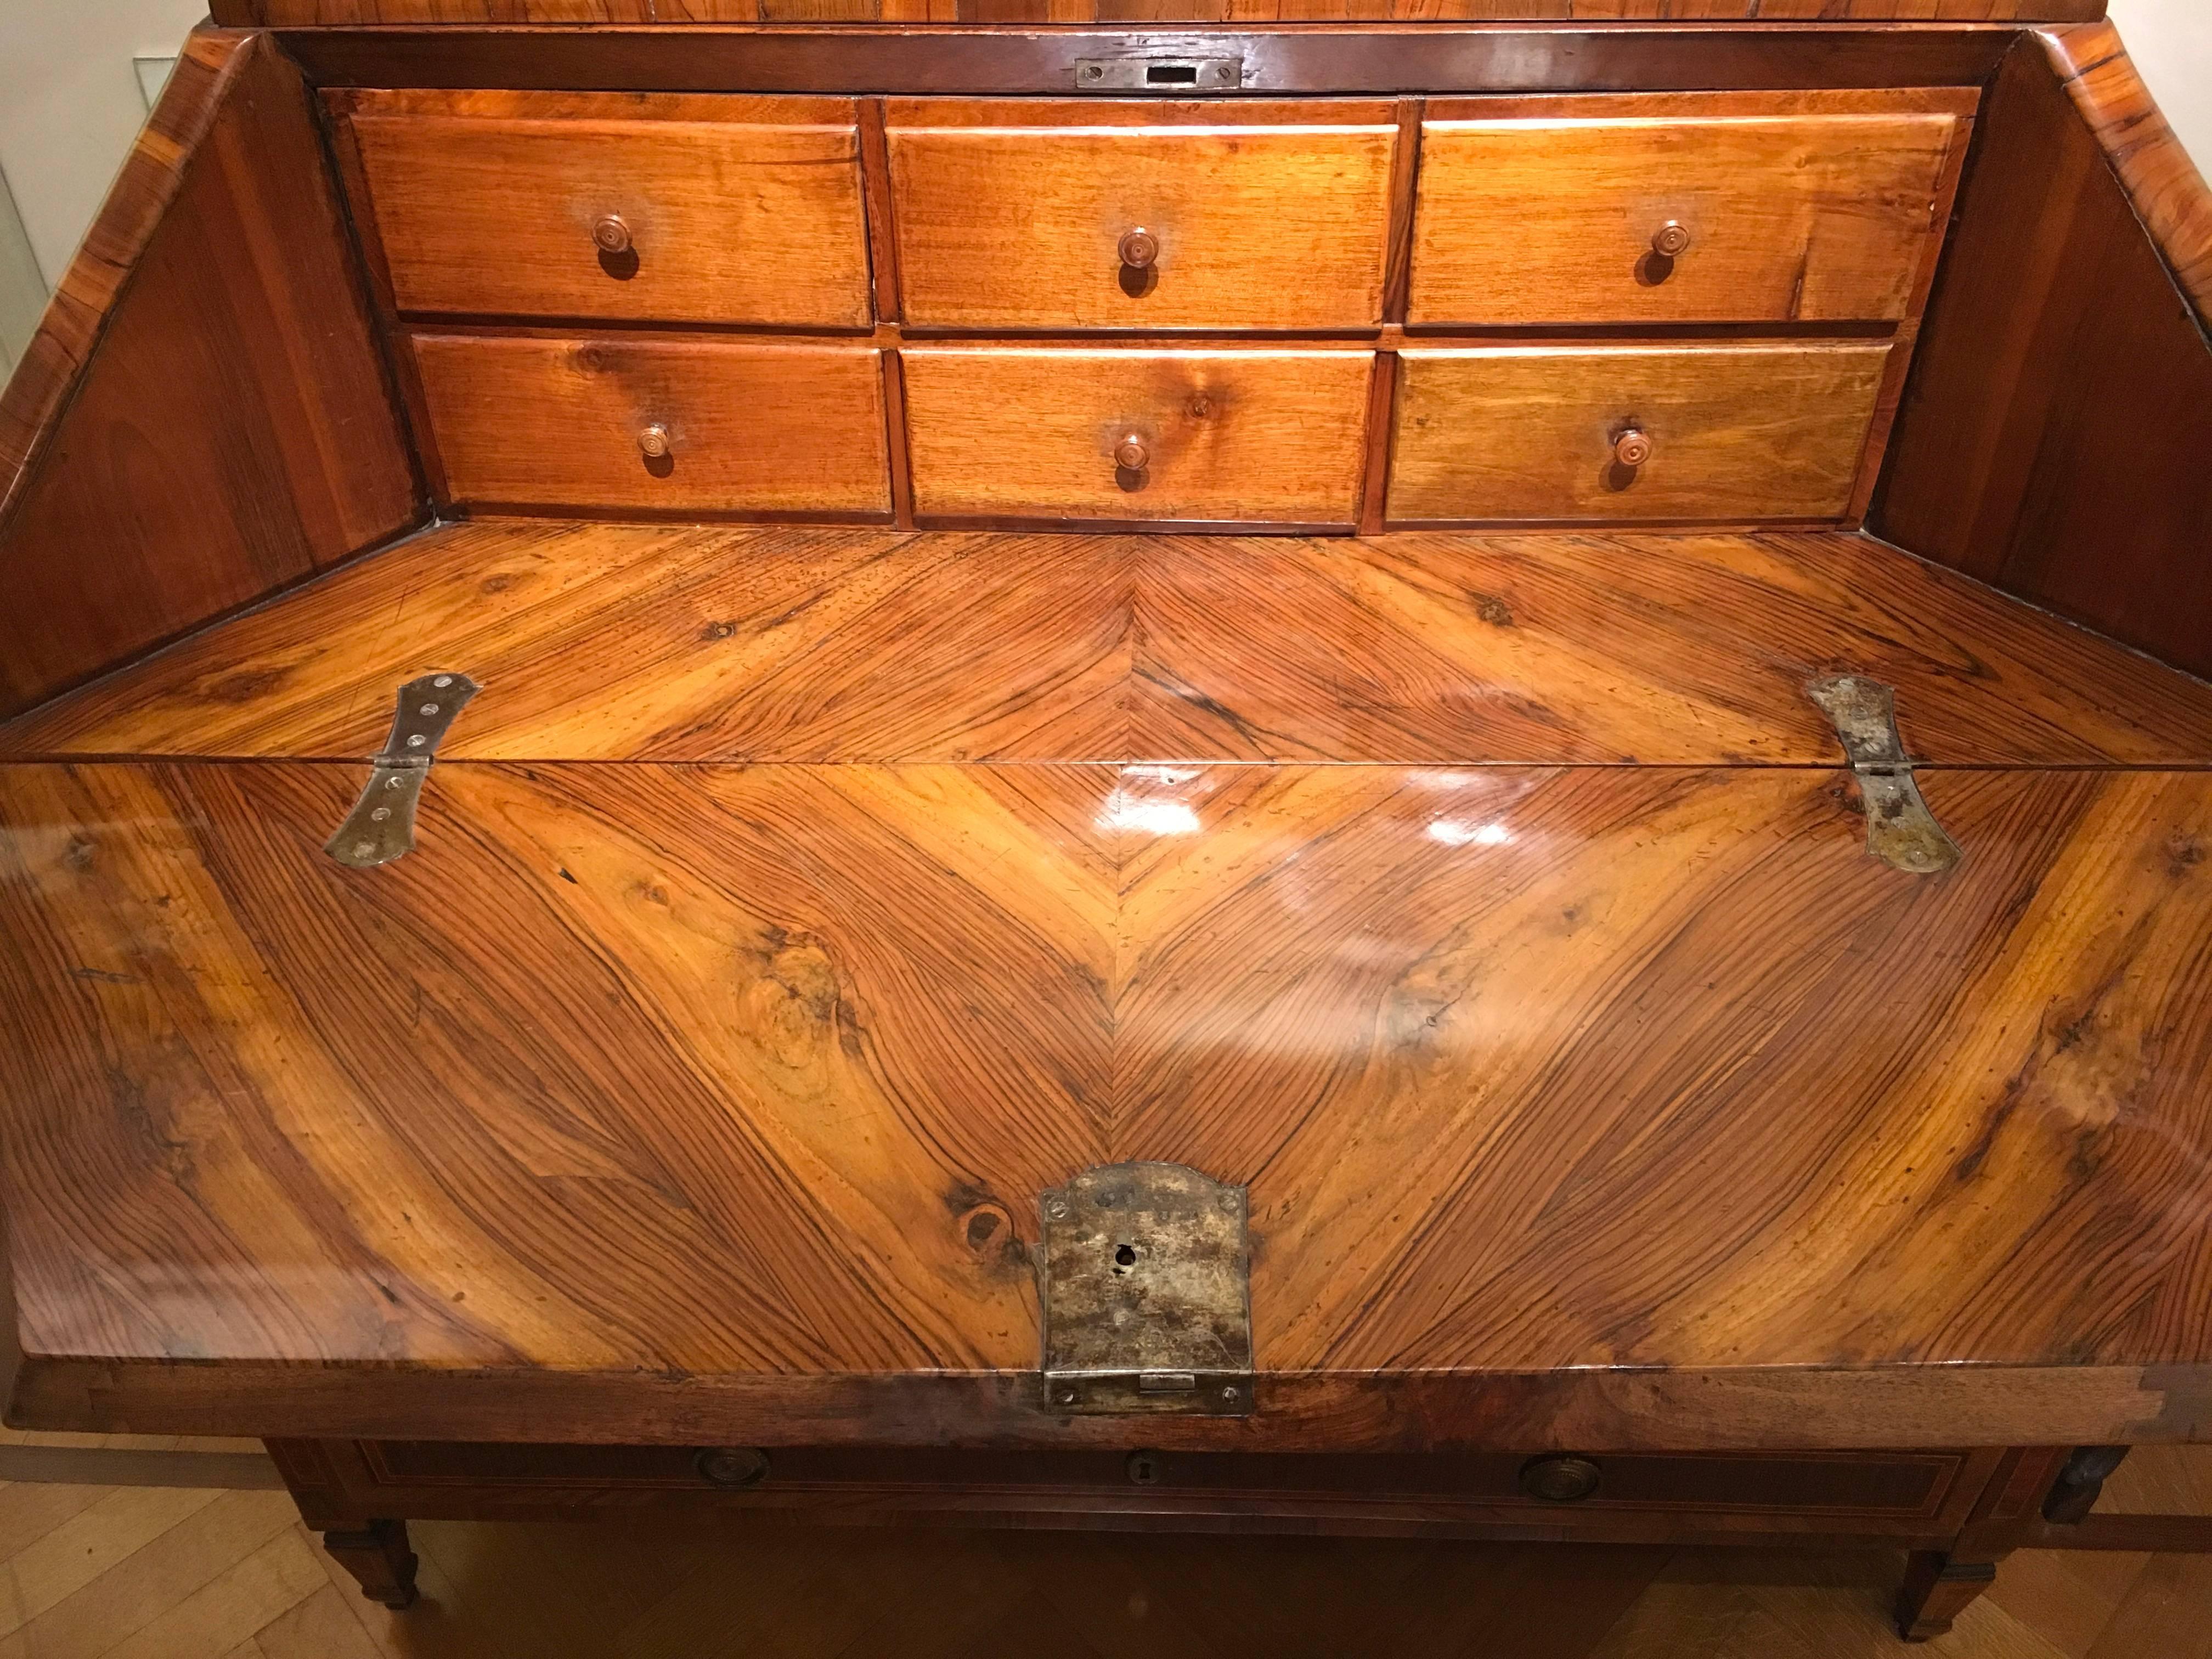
[1039,1161,1252,1417]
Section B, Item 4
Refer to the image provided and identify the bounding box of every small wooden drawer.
[1387,341,1891,524]
[340,1441,1989,1538]
[338,91,873,327]
[1409,91,1972,325]
[885,99,1398,330]
[901,347,1373,524]
[414,333,890,516]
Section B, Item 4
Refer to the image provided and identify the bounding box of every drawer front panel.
[1388,342,1891,523]
[345,92,872,327]
[1409,95,1966,325]
[357,1441,1977,1527]
[415,334,890,515]
[887,101,1397,330]
[902,347,1373,524]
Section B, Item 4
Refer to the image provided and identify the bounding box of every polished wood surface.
[4,751,2212,1446]
[210,0,2107,22]
[901,348,1372,523]
[1409,92,1971,326]
[0,30,418,723]
[5,517,2212,1448]
[412,334,891,514]
[1875,31,2212,684]
[338,91,872,328]
[1389,343,1891,524]
[8,523,2211,768]
[2041,22,2212,331]
[885,100,1396,330]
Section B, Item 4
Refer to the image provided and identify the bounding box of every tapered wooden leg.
[323,1519,420,1610]
[1895,1549,2000,1641]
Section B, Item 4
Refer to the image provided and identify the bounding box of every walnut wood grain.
[7,523,2210,767]
[1390,343,1892,524]
[337,90,872,328]
[2039,22,2212,331]
[1875,33,2212,683]
[885,100,1396,330]
[901,348,1373,523]
[1410,91,1972,326]
[0,30,419,723]
[3,758,2209,1448]
[211,0,2104,22]
[413,334,891,515]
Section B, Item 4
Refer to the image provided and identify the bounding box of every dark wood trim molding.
[275,25,2019,98]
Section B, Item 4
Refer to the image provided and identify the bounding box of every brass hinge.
[325,673,481,869]
[1805,674,1961,875]
[1039,1162,1252,1417]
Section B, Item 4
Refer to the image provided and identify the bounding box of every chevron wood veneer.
[3,522,2212,1451]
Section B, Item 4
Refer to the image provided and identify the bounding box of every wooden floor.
[0,1445,2204,1658]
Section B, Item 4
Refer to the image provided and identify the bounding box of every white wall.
[2108,0,2212,174]
[0,0,204,290]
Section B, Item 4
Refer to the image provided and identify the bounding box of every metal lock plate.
[1040,1161,1252,1416]
[1074,56,1243,91]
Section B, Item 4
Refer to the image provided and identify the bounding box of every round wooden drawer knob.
[1114,434,1150,472]
[639,422,673,460]
[593,212,634,255]
[1118,228,1160,270]
[1612,427,1652,469]
[695,1447,770,1488]
[1651,220,1692,259]
[1520,1455,1602,1504]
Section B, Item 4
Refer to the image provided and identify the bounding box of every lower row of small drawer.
[412,334,1892,526]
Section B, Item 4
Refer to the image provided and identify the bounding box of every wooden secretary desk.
[2,0,2211,1643]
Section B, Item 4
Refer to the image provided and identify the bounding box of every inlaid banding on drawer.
[902,346,1374,524]
[1410,89,1972,326]
[886,99,1398,331]
[338,90,873,328]
[414,333,891,516]
[1388,341,1892,524]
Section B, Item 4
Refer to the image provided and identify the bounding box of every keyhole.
[1112,1243,1137,1274]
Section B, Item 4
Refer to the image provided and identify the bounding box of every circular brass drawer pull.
[696,1447,771,1488]
[1115,433,1150,474]
[1118,227,1160,271]
[1651,219,1692,260]
[1521,1454,1602,1504]
[1612,427,1652,469]
[638,422,673,460]
[593,212,634,256]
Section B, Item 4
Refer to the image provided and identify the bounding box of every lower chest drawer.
[414,333,891,516]
[323,1441,1991,1538]
[901,346,1374,526]
[1387,341,1892,524]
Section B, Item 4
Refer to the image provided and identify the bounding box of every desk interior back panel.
[0,32,419,721]
[1877,33,2212,686]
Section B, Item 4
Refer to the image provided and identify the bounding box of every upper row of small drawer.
[336,89,1974,331]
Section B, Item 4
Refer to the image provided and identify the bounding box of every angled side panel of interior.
[1874,24,2212,685]
[0,27,422,722]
